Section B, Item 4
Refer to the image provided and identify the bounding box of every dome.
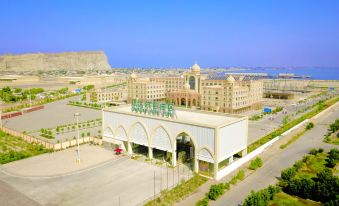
[184,83,190,90]
[227,75,235,82]
[191,63,201,72]
[130,73,137,79]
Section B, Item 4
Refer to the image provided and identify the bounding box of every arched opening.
[151,126,173,164]
[180,98,186,106]
[189,76,195,90]
[130,122,149,157]
[176,132,195,171]
[113,126,128,152]
[192,99,197,106]
[198,148,214,177]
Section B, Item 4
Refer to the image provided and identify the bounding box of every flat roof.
[103,105,246,128]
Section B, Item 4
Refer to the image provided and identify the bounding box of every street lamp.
[74,112,81,163]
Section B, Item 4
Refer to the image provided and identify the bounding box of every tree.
[281,167,296,181]
[81,132,85,138]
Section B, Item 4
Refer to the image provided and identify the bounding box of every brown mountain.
[0,51,111,72]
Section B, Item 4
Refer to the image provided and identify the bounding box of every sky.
[0,0,339,68]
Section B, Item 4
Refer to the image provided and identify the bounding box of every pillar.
[127,142,132,155]
[194,156,199,173]
[242,148,247,157]
[213,161,218,179]
[148,147,153,159]
[172,150,176,167]
[228,156,234,164]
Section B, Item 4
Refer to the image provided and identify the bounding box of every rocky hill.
[0,51,111,72]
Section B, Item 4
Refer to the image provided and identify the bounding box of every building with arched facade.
[127,63,263,114]
[102,104,248,180]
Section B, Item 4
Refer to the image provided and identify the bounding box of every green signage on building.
[131,99,175,118]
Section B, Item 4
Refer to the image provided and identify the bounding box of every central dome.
[191,63,201,72]
[130,73,137,79]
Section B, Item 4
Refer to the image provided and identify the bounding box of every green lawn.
[0,130,51,164]
[296,152,328,179]
[269,192,321,206]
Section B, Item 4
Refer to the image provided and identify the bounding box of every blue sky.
[0,0,339,68]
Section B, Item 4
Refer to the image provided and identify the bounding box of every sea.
[223,67,339,80]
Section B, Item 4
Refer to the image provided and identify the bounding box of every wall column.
[242,148,247,157]
[194,155,199,173]
[228,155,234,164]
[172,150,176,167]
[148,147,153,159]
[213,161,218,179]
[127,142,133,155]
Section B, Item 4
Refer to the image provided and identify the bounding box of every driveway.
[0,151,189,206]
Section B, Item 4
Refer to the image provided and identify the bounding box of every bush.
[207,184,225,200]
[243,185,281,206]
[326,148,339,168]
[309,148,318,155]
[196,196,209,206]
[318,148,324,153]
[306,122,314,130]
[281,167,297,181]
[249,157,263,170]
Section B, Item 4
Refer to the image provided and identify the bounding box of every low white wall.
[215,119,309,180]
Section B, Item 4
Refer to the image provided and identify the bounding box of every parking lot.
[2,96,101,142]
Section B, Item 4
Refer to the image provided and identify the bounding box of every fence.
[0,126,102,151]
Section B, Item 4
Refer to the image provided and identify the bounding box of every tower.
[185,63,201,93]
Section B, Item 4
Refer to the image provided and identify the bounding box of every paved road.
[248,93,333,144]
[212,104,339,206]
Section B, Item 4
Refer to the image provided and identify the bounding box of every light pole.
[74,113,81,163]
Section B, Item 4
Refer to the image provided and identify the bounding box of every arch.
[180,98,186,106]
[197,146,215,163]
[114,125,128,141]
[150,125,173,152]
[129,121,150,147]
[174,130,198,153]
[189,76,196,90]
[192,99,197,106]
[103,126,115,138]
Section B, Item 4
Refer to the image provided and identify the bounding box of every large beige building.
[127,74,165,103]
[127,63,264,113]
[86,87,127,103]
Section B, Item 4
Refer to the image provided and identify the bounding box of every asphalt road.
[212,104,339,206]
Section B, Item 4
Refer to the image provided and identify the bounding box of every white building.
[102,105,248,179]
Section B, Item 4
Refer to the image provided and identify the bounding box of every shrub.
[326,148,339,168]
[249,157,263,170]
[309,148,318,155]
[306,122,314,130]
[207,184,225,200]
[236,170,245,180]
[243,185,281,206]
[281,167,297,181]
[318,148,324,153]
[196,196,209,206]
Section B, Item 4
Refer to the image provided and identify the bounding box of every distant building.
[86,87,127,103]
[127,63,264,114]
[127,74,166,103]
